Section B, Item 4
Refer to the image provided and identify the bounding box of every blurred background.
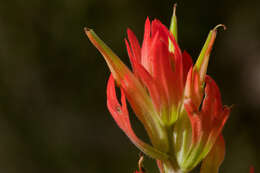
[0,0,259,172]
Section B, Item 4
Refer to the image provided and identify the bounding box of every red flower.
[85,5,230,172]
[125,18,191,124]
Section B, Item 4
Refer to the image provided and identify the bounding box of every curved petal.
[107,75,169,160]
[127,28,141,64]
[86,28,168,150]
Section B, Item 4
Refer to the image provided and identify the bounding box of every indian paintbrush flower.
[85,4,231,173]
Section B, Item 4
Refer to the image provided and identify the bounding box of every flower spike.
[86,5,232,172]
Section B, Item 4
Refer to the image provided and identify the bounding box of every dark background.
[0,0,259,173]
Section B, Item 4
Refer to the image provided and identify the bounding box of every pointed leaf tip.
[173,3,177,16]
[213,24,227,31]
[84,28,130,83]
[169,3,178,52]
[170,3,178,38]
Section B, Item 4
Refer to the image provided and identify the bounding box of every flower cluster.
[85,5,253,173]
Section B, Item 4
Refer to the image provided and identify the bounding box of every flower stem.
[160,125,186,173]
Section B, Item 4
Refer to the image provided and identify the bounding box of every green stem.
[162,160,182,173]
[161,125,186,173]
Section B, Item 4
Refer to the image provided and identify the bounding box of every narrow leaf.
[85,27,131,83]
[194,25,226,84]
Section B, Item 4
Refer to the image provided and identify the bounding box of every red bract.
[125,18,192,124]
[185,76,230,145]
[180,75,230,170]
[106,75,168,160]
[86,5,230,173]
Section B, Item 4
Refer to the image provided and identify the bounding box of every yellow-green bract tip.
[169,3,178,52]
[84,27,130,83]
[194,24,226,84]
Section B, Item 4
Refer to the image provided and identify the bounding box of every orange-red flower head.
[86,5,230,173]
[125,18,189,125]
